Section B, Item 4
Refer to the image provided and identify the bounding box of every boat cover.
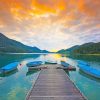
[61,61,70,67]
[0,62,18,71]
[27,61,42,67]
[78,63,100,78]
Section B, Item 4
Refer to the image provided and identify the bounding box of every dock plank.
[26,64,86,100]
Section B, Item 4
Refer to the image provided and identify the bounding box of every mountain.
[57,49,67,54]
[72,42,100,54]
[57,42,100,54]
[41,50,49,53]
[0,33,49,53]
[58,45,79,54]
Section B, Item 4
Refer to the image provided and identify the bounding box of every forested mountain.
[0,33,49,53]
[58,42,100,54]
[58,45,79,54]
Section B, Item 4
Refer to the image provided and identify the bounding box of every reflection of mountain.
[69,54,100,62]
[0,54,40,68]
[0,33,49,53]
[0,69,18,77]
[79,69,100,82]
[58,42,100,54]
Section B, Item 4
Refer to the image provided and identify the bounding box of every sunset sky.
[0,0,100,51]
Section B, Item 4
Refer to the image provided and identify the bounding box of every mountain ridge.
[0,33,49,53]
[57,42,100,54]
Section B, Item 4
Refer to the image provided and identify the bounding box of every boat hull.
[78,63,100,79]
[79,68,100,79]
[61,61,69,67]
[0,69,18,77]
[3,67,18,73]
[45,62,57,64]
[27,61,42,67]
[0,62,18,74]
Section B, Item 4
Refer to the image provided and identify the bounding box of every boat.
[0,62,19,74]
[61,61,76,71]
[79,70,100,82]
[77,60,89,66]
[45,60,57,64]
[27,61,43,71]
[78,61,100,79]
[61,61,70,68]
[27,61,42,67]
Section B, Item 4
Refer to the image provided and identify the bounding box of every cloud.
[0,0,100,50]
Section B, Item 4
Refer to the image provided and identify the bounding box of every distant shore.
[0,52,56,55]
[60,53,100,56]
[76,54,100,56]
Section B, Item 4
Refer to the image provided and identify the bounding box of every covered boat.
[45,60,57,64]
[61,61,76,70]
[26,61,42,67]
[0,62,18,73]
[78,61,100,79]
[61,61,70,67]
[77,60,89,66]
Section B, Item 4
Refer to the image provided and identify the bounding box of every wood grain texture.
[26,64,86,100]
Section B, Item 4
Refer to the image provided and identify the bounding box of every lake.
[0,53,100,100]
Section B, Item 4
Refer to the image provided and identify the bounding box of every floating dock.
[26,64,86,100]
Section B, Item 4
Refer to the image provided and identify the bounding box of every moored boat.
[78,62,100,79]
[61,61,70,68]
[77,60,89,66]
[0,62,19,74]
[45,60,57,64]
[27,61,42,67]
[26,61,43,71]
[61,61,76,70]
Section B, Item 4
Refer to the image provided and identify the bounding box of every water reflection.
[26,70,39,76]
[0,53,100,100]
[0,54,40,68]
[0,69,18,77]
[68,54,100,62]
[64,70,70,76]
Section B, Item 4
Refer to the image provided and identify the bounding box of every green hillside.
[0,33,49,53]
[58,42,100,55]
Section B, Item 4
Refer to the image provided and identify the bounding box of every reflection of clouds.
[0,0,100,50]
[8,86,27,100]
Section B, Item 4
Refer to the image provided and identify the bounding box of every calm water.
[0,53,100,100]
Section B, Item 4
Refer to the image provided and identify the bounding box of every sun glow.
[0,0,99,50]
[51,49,58,52]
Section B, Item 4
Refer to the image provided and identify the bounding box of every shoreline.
[60,53,100,56]
[0,52,57,55]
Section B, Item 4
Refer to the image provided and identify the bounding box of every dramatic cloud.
[0,0,100,50]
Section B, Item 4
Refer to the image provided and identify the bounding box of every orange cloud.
[0,0,99,24]
[31,0,67,15]
[0,0,100,50]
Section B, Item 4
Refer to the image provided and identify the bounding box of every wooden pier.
[26,64,86,100]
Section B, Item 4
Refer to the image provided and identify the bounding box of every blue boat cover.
[1,62,18,71]
[61,61,69,67]
[78,61,100,78]
[77,60,89,66]
[27,61,42,67]
[45,60,57,64]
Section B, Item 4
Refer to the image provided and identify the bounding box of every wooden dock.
[26,64,86,100]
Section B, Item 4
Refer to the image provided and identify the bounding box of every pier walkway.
[26,64,86,100]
